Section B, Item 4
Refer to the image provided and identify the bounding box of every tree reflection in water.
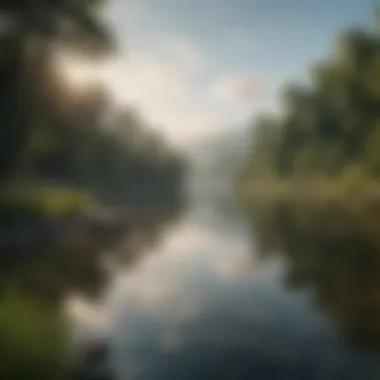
[0,209,182,310]
[250,197,380,360]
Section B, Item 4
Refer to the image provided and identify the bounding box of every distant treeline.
[239,12,380,193]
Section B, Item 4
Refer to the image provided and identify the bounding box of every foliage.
[0,184,97,226]
[0,0,186,207]
[236,10,380,363]
[21,104,186,212]
[240,14,380,194]
[249,196,380,360]
[0,0,114,181]
[0,0,186,378]
[0,0,186,299]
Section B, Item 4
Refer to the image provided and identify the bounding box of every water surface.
[108,200,380,379]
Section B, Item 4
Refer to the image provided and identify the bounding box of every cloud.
[57,25,251,147]
[87,1,267,148]
[93,49,227,146]
[212,75,265,104]
[105,55,189,104]
[65,32,209,146]
[144,106,227,147]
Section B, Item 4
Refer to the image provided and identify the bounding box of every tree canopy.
[240,15,380,187]
[0,0,185,211]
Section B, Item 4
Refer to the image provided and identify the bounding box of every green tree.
[240,11,380,188]
[0,0,112,181]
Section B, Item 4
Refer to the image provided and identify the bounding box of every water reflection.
[0,209,180,312]
[250,199,380,361]
[109,206,380,379]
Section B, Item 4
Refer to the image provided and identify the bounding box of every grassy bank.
[238,178,380,263]
[0,183,98,227]
[0,287,70,379]
[239,177,380,210]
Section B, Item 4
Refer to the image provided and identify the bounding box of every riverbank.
[238,179,380,250]
[240,179,380,210]
[0,184,128,380]
[0,183,97,224]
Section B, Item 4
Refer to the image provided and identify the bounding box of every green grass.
[0,183,98,225]
[239,176,380,206]
[0,286,70,379]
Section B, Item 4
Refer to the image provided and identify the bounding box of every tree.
[240,11,380,186]
[0,0,112,181]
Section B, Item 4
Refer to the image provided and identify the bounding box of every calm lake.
[103,191,380,380]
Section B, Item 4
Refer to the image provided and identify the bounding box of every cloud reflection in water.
[109,213,379,380]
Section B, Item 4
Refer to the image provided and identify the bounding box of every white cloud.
[78,1,267,149]
[212,75,265,104]
[56,15,255,147]
[143,106,227,146]
[105,55,189,104]
[92,46,229,146]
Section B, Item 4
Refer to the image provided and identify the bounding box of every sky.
[94,0,379,148]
